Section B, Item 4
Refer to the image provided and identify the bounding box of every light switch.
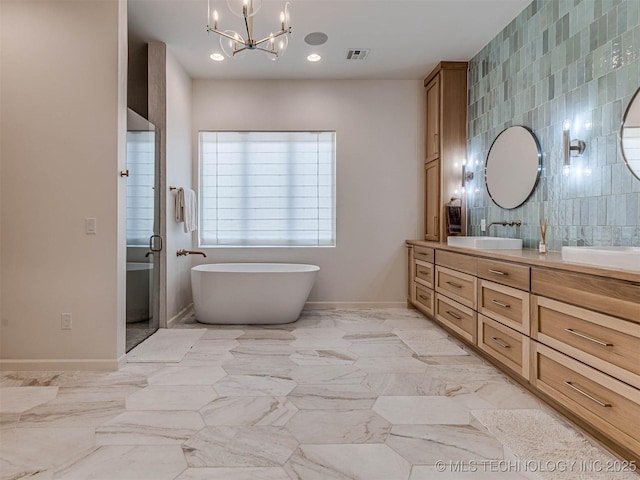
[86,218,97,235]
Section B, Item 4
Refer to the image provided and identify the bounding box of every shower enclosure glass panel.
[126,109,161,352]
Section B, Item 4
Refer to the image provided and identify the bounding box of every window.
[199,131,336,247]
[126,131,155,246]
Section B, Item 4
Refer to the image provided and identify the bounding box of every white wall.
[166,51,194,320]
[0,0,127,369]
[191,80,423,304]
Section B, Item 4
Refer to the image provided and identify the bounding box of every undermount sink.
[561,246,640,272]
[447,236,523,250]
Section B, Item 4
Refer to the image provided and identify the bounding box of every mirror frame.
[484,125,542,210]
[620,87,640,182]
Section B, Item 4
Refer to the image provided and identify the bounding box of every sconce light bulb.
[585,121,592,130]
[213,9,218,21]
[585,166,592,176]
[563,164,571,177]
[563,119,571,131]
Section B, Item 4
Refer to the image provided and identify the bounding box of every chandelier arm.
[254,29,287,46]
[243,13,253,43]
[234,46,249,55]
[255,46,278,55]
[208,28,248,46]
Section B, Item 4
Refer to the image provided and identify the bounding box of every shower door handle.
[149,235,163,252]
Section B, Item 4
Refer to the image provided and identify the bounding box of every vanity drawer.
[436,250,477,276]
[435,266,477,309]
[532,296,640,389]
[532,343,640,454]
[414,284,434,317]
[414,260,434,288]
[478,314,529,379]
[478,280,530,334]
[435,293,476,343]
[477,258,530,291]
[531,268,640,322]
[414,246,435,263]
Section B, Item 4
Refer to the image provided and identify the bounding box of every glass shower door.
[125,108,161,352]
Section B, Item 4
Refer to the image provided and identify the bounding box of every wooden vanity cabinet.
[423,62,467,241]
[406,241,640,462]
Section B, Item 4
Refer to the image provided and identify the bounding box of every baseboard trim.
[304,301,406,310]
[167,303,194,328]
[0,358,121,371]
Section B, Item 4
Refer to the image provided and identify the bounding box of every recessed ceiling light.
[209,53,225,62]
[307,53,322,63]
[304,32,328,46]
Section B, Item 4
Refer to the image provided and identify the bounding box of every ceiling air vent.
[346,49,369,60]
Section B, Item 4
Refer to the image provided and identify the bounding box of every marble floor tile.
[0,413,20,429]
[289,349,358,366]
[54,445,187,480]
[127,329,205,363]
[288,384,377,410]
[181,350,235,365]
[183,426,298,467]
[343,332,404,344]
[286,409,391,444]
[289,365,366,385]
[373,395,492,425]
[363,373,448,396]
[222,356,298,376]
[231,343,296,357]
[0,427,95,479]
[147,365,227,386]
[285,444,411,480]
[396,329,469,356]
[473,382,542,409]
[291,327,346,338]
[125,385,217,411]
[235,331,295,344]
[18,399,125,428]
[348,343,415,357]
[0,386,58,413]
[189,339,240,352]
[175,467,291,480]
[383,317,438,329]
[290,337,352,349]
[96,410,204,445]
[386,424,505,464]
[334,318,393,332]
[410,466,531,479]
[424,364,510,393]
[355,356,429,374]
[214,375,297,396]
[200,329,244,339]
[200,396,298,426]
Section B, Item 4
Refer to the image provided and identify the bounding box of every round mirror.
[620,88,640,181]
[485,126,542,209]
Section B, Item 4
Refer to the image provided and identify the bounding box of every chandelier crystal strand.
[207,0,291,59]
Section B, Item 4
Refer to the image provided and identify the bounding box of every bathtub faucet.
[177,249,207,258]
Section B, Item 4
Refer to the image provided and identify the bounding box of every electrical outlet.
[61,313,72,330]
[481,218,486,232]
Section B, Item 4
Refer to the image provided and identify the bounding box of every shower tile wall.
[467,0,640,250]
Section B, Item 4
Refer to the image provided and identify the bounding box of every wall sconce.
[563,120,586,176]
[460,159,474,193]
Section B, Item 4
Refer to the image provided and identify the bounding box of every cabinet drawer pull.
[563,381,611,408]
[418,270,430,276]
[491,299,511,309]
[418,294,430,301]
[491,337,511,349]
[565,329,613,347]
[445,281,463,289]
[445,310,462,320]
[488,269,507,276]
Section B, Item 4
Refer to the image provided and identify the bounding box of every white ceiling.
[128,0,531,80]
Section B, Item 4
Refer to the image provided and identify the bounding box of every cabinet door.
[424,159,440,241]
[425,76,440,162]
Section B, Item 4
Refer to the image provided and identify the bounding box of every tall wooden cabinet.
[423,62,468,241]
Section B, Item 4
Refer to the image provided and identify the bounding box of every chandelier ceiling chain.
[207,0,292,59]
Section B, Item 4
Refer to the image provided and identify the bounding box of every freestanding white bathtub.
[191,263,320,324]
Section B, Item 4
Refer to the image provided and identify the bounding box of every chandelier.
[207,0,292,60]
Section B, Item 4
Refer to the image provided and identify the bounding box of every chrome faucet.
[176,249,207,257]
[488,220,522,234]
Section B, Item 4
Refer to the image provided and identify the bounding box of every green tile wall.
[467,0,640,250]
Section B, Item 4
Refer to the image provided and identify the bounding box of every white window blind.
[199,131,336,247]
[126,131,155,246]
